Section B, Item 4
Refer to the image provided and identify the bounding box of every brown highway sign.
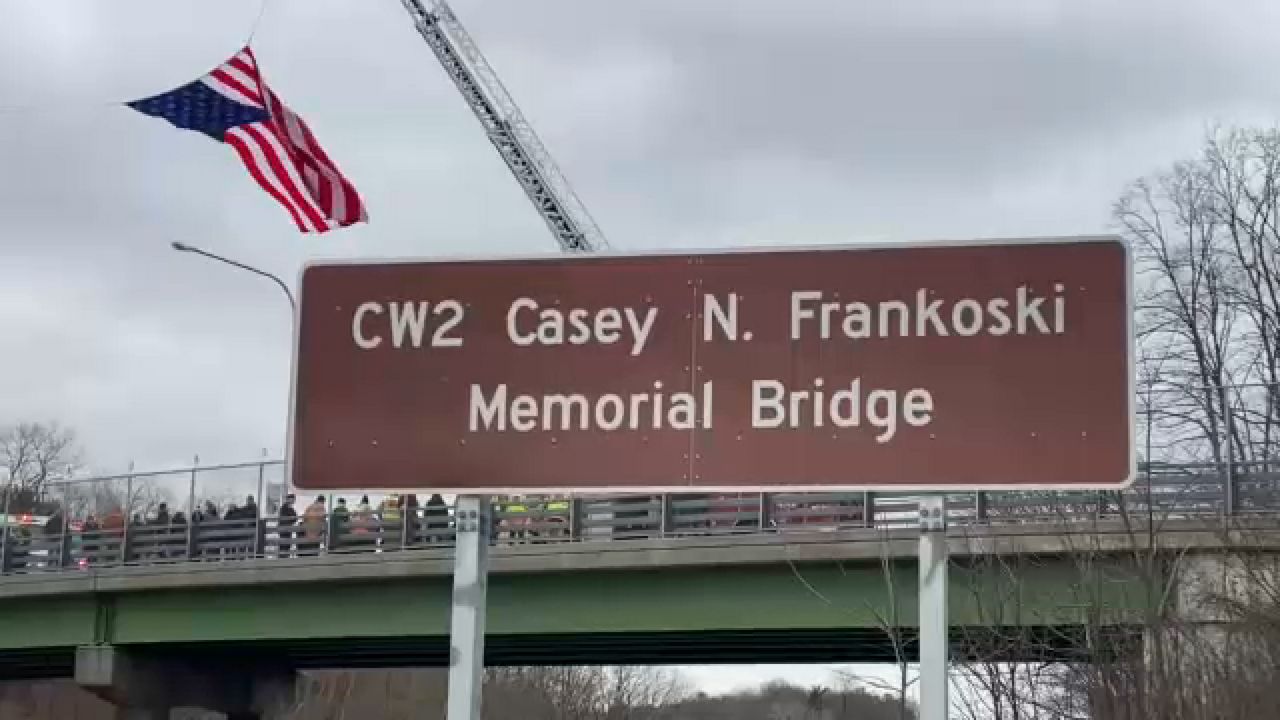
[287,236,1133,492]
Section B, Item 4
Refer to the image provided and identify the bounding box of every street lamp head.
[164,241,296,313]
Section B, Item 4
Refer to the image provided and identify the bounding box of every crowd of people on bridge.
[0,491,541,570]
[0,490,868,572]
[274,492,455,553]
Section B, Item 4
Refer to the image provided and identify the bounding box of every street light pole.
[170,241,296,314]
[171,241,297,521]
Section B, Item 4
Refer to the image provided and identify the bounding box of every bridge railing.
[2,460,1278,575]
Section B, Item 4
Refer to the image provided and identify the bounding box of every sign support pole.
[447,495,489,720]
[918,495,948,720]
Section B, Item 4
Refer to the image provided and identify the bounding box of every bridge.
[0,461,1275,717]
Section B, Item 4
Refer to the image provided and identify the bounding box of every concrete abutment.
[75,645,296,719]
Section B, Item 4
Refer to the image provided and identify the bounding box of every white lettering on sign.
[505,298,657,356]
[343,282,1075,448]
[751,378,934,443]
[789,285,1065,341]
[390,302,429,348]
[470,381,714,432]
[703,293,739,341]
[352,302,383,350]
[349,300,464,350]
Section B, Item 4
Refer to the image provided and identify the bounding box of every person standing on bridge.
[80,514,99,567]
[351,495,373,548]
[147,503,170,561]
[192,501,219,561]
[168,510,186,560]
[380,495,401,551]
[102,506,124,565]
[402,494,419,545]
[329,497,349,550]
[224,498,256,559]
[302,496,326,554]
[242,495,262,557]
[425,493,448,545]
[44,507,69,568]
[278,494,297,558]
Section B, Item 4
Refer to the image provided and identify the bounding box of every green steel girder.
[0,555,1155,655]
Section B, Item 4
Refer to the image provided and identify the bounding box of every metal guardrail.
[1,461,1277,575]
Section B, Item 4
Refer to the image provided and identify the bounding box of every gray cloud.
[1,0,1278,474]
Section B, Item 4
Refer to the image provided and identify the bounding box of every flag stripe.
[264,87,357,223]
[284,98,362,224]
[225,127,309,231]
[303,165,320,194]
[281,91,339,168]
[283,117,347,219]
[316,167,335,219]
[227,55,257,79]
[291,115,362,225]
[217,65,262,103]
[209,69,262,106]
[268,119,327,220]
[260,93,312,185]
[243,123,329,232]
[333,175,350,224]
[255,125,330,233]
[235,123,317,232]
[262,92,310,179]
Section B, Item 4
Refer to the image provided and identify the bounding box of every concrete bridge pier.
[74,645,296,719]
[1143,549,1280,685]
[1172,551,1278,644]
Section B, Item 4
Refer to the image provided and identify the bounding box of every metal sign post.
[918,495,948,720]
[447,495,489,720]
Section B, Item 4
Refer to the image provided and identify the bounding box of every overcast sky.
[5,0,1280,697]
[4,0,1280,471]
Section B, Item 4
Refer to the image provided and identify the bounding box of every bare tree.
[604,666,691,718]
[58,477,174,522]
[1116,127,1280,469]
[942,471,1280,720]
[482,665,689,720]
[931,122,1280,720]
[0,422,80,510]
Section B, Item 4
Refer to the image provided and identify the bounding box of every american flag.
[128,46,367,233]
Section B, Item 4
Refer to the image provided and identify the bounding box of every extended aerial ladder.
[398,0,610,253]
[396,5,609,717]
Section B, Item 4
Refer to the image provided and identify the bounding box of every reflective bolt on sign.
[287,236,1134,493]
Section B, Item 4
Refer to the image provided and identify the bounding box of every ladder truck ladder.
[399,0,609,253]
